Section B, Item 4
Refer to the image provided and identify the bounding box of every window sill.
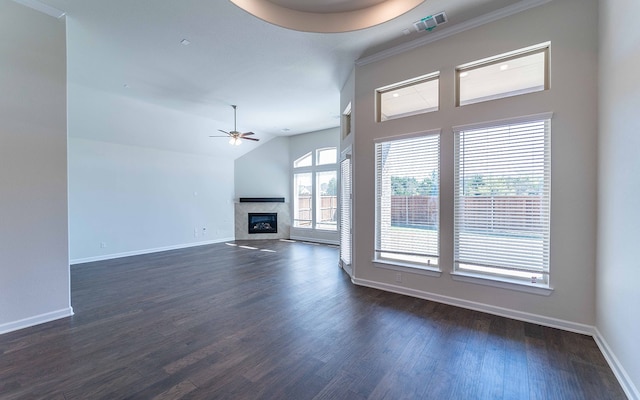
[450,271,553,296]
[373,259,442,277]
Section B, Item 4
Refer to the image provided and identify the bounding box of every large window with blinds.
[454,115,551,284]
[340,156,352,267]
[375,132,440,268]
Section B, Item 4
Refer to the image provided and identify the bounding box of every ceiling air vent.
[414,12,447,32]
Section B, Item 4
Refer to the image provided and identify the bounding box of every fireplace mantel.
[239,197,285,203]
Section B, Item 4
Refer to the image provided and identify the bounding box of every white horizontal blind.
[375,134,439,266]
[340,157,351,266]
[454,119,550,281]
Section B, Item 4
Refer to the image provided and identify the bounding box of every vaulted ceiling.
[27,0,524,155]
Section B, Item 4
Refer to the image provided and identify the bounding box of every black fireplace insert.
[248,213,277,234]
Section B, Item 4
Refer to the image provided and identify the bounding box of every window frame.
[375,71,440,122]
[456,43,550,107]
[293,152,313,168]
[316,147,338,166]
[292,146,338,232]
[293,172,313,229]
[452,113,553,290]
[373,129,441,273]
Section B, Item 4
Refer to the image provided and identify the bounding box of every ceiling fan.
[210,105,259,146]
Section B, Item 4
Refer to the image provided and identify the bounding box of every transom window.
[456,43,549,106]
[376,72,439,122]
[317,147,337,165]
[294,152,312,168]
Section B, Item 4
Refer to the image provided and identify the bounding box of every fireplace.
[248,213,278,234]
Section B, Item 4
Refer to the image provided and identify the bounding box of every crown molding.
[356,0,552,67]
[11,0,65,18]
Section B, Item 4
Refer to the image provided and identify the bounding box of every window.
[293,173,312,228]
[294,152,312,168]
[457,43,549,106]
[376,72,439,122]
[340,155,352,266]
[293,147,338,231]
[375,133,440,267]
[454,115,551,284]
[342,102,352,139]
[317,148,337,165]
[316,171,337,230]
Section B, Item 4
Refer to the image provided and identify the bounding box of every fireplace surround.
[234,198,290,240]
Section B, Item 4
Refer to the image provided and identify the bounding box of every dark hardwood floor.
[0,240,626,399]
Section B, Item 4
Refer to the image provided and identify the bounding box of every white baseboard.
[289,235,339,246]
[0,307,74,335]
[593,328,640,400]
[70,237,235,265]
[352,277,595,335]
[340,260,354,279]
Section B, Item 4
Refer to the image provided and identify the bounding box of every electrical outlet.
[100,242,107,248]
[193,228,198,238]
[395,272,402,283]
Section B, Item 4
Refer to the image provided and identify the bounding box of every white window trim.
[373,259,442,277]
[375,71,440,122]
[452,112,553,287]
[450,271,553,296]
[451,112,553,133]
[456,41,550,70]
[374,128,442,143]
[292,147,338,232]
[456,42,550,107]
[374,129,441,272]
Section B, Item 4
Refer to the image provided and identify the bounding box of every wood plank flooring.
[0,240,626,399]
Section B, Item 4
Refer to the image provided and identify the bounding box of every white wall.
[234,136,290,200]
[69,138,235,263]
[350,0,599,328]
[290,128,340,161]
[0,1,72,333]
[597,0,640,397]
[66,78,238,262]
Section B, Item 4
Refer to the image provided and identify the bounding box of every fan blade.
[209,135,229,138]
[218,129,231,136]
[239,132,255,137]
[244,137,260,142]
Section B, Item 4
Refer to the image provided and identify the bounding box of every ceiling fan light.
[235,138,242,146]
[229,137,236,145]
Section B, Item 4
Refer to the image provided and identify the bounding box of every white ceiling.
[29,0,523,156]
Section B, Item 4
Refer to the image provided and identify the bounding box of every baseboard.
[289,235,339,246]
[351,278,640,398]
[70,237,235,265]
[0,307,74,335]
[351,277,595,335]
[340,260,354,279]
[593,328,640,400]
